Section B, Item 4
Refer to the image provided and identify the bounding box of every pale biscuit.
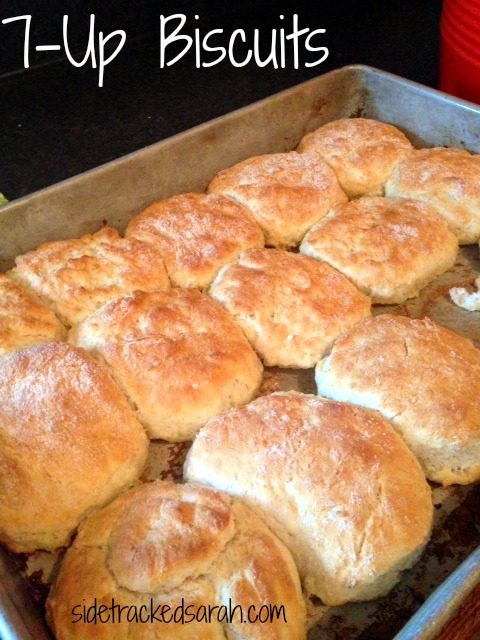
[47,481,307,640]
[297,118,413,197]
[126,192,264,289]
[208,152,347,248]
[70,289,263,442]
[385,147,480,244]
[450,276,480,311]
[209,248,371,368]
[0,274,65,355]
[316,314,480,485]
[300,197,458,304]
[9,226,170,325]
[0,341,148,552]
[185,391,433,606]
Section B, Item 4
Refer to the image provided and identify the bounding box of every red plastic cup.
[442,10,480,49]
[440,0,480,103]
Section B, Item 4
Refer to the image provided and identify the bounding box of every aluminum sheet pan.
[1,65,480,640]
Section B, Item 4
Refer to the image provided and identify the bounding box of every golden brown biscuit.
[126,192,264,289]
[185,391,433,606]
[0,341,148,552]
[316,314,480,485]
[300,197,458,304]
[208,248,371,368]
[208,152,347,248]
[47,481,306,640]
[70,289,263,442]
[297,117,413,198]
[385,147,480,244]
[0,274,66,355]
[9,227,170,326]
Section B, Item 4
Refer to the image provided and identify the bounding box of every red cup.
[440,0,480,103]
[445,0,480,27]
[442,3,480,51]
[442,15,480,57]
[443,9,480,46]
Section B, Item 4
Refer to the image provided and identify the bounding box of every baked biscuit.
[126,192,264,289]
[208,152,347,248]
[316,314,480,485]
[385,147,480,244]
[0,341,148,552]
[300,197,458,304]
[47,481,306,640]
[209,248,371,368]
[297,118,413,197]
[0,275,65,355]
[70,289,263,442]
[185,391,433,606]
[9,227,170,325]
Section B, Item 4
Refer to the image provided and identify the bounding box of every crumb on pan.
[450,277,480,312]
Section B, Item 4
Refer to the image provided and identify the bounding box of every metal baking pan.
[1,64,480,640]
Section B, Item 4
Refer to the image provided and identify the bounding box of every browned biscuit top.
[385,147,480,243]
[316,314,480,485]
[300,196,458,304]
[185,391,433,606]
[209,248,371,367]
[47,481,307,640]
[0,341,148,552]
[298,117,413,197]
[70,289,263,441]
[126,192,264,289]
[208,151,347,247]
[0,274,66,355]
[9,227,170,325]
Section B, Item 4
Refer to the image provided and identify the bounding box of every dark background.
[0,0,442,200]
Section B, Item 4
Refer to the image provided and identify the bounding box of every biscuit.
[316,314,480,485]
[126,192,264,289]
[300,197,458,304]
[208,248,371,368]
[297,118,413,197]
[185,391,433,606]
[0,341,148,552]
[70,289,263,442]
[385,147,480,244]
[9,226,170,325]
[208,152,347,248]
[47,480,307,640]
[0,274,65,355]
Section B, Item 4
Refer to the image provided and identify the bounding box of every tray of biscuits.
[0,65,480,640]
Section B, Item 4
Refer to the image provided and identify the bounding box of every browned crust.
[385,147,480,244]
[185,391,433,606]
[0,275,66,355]
[208,152,347,247]
[209,248,371,368]
[126,192,265,288]
[297,118,413,197]
[0,341,148,552]
[46,481,306,639]
[9,227,170,325]
[70,289,263,441]
[316,314,480,485]
[301,197,458,304]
